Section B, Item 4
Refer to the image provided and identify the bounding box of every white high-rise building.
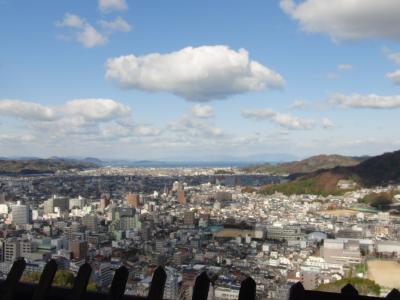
[11,201,31,225]
[163,267,179,300]
[69,196,86,210]
[4,238,20,262]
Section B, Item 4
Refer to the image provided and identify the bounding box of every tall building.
[69,196,86,210]
[178,189,186,205]
[301,270,319,290]
[184,211,195,226]
[94,263,113,288]
[126,193,140,208]
[69,240,88,259]
[44,195,69,214]
[164,267,179,300]
[11,202,32,225]
[100,196,110,210]
[82,214,98,233]
[141,224,152,241]
[110,207,141,231]
[4,238,20,262]
[65,222,86,241]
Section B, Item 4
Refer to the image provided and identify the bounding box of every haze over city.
[2,0,400,160]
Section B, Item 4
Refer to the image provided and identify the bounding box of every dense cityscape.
[0,163,399,299]
[2,0,400,299]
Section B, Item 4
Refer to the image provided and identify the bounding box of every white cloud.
[99,16,132,32]
[326,73,338,80]
[0,100,56,121]
[280,0,400,41]
[337,64,353,71]
[386,70,400,85]
[241,108,315,130]
[388,52,400,64]
[383,47,400,64]
[134,125,161,137]
[77,24,108,48]
[191,104,213,118]
[288,99,309,110]
[0,98,161,146]
[331,93,400,108]
[168,114,224,139]
[99,0,128,12]
[105,45,285,101]
[100,122,160,139]
[55,13,84,28]
[63,98,131,121]
[55,14,131,48]
[56,13,107,48]
[321,117,334,128]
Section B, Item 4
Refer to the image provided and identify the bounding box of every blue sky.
[1,0,400,160]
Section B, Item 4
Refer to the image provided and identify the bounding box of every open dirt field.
[367,260,400,289]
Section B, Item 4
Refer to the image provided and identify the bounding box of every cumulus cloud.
[0,100,56,121]
[288,99,310,110]
[99,0,128,12]
[191,104,213,118]
[387,52,400,64]
[105,45,285,101]
[63,98,131,121]
[331,93,400,108]
[56,13,84,28]
[99,16,132,32]
[337,64,353,71]
[56,13,107,48]
[56,13,131,48]
[77,25,108,48]
[280,0,400,41]
[0,98,161,145]
[134,125,161,137]
[168,114,224,139]
[321,117,334,128]
[100,121,160,139]
[386,70,400,85]
[241,108,315,130]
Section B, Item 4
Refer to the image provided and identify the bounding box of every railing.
[0,259,255,300]
[0,259,399,300]
[288,282,400,300]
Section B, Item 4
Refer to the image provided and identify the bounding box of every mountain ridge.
[258,150,400,196]
[0,158,97,175]
[242,154,367,175]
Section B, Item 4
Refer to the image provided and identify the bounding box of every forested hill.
[0,158,97,175]
[257,150,400,196]
[242,154,366,175]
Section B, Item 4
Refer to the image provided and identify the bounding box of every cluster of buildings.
[0,169,399,299]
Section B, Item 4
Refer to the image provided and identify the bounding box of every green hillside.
[0,158,97,175]
[242,154,363,175]
[257,150,400,196]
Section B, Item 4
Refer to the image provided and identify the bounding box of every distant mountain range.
[0,153,299,172]
[258,150,400,196]
[0,158,97,175]
[242,154,368,175]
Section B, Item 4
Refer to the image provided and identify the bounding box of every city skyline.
[1,0,400,159]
